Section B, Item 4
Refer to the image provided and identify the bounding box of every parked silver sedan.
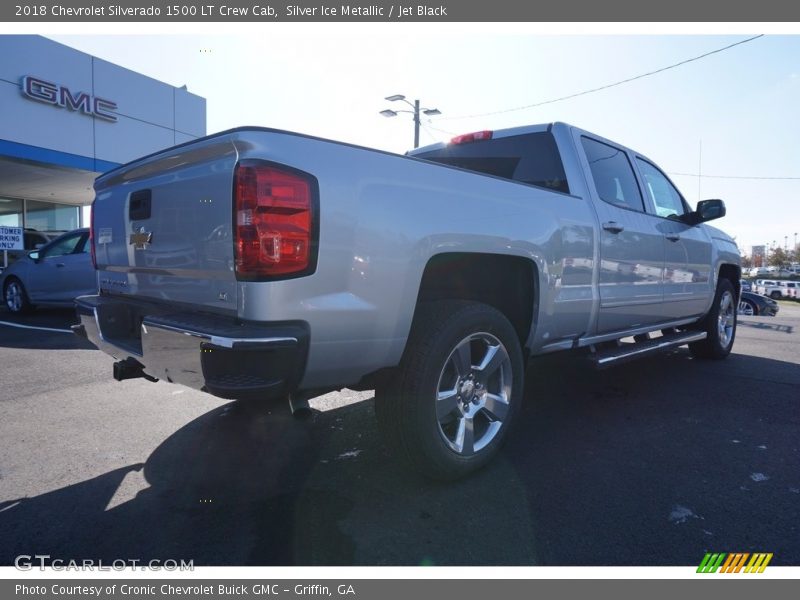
[1,228,95,314]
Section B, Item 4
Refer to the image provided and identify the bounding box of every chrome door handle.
[665,234,681,242]
[56,263,66,268]
[602,221,624,234]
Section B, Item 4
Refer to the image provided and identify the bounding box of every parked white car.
[779,281,799,299]
[755,280,783,299]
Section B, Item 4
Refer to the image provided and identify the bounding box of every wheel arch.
[413,252,539,353]
[718,263,741,299]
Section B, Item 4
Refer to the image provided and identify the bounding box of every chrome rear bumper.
[75,294,309,400]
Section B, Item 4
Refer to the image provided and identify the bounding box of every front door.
[28,231,92,303]
[634,157,713,320]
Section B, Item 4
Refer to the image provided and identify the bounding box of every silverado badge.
[130,226,153,250]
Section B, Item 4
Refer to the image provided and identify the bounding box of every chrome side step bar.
[590,330,707,369]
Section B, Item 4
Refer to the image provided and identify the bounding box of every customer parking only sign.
[0,226,23,250]
[1,226,23,268]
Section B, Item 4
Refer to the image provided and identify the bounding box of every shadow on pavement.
[738,320,794,334]
[1,350,798,566]
[0,396,537,566]
[0,308,92,350]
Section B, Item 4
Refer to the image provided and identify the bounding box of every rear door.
[576,134,666,334]
[93,136,239,312]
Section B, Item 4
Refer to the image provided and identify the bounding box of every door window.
[41,233,84,259]
[581,137,644,212]
[636,158,687,218]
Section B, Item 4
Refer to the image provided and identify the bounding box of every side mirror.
[697,199,726,221]
[28,250,40,262]
[684,199,726,225]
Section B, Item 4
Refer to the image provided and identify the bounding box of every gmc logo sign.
[21,75,118,122]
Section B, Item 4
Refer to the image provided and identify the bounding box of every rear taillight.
[89,200,96,269]
[450,130,493,145]
[234,161,317,279]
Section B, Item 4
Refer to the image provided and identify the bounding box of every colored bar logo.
[697,552,773,573]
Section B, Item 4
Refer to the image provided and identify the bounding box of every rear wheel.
[375,301,524,480]
[689,278,736,359]
[770,291,782,300]
[3,277,33,314]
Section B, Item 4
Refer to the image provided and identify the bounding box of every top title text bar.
[3,0,800,22]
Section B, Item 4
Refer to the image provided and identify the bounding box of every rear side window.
[416,131,570,194]
[581,136,644,212]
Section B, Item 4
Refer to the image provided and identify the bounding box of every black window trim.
[75,232,90,254]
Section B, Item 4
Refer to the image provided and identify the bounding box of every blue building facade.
[0,35,206,232]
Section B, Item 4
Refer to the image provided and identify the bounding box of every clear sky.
[35,29,800,254]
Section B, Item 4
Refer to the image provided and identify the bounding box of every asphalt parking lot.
[0,304,798,566]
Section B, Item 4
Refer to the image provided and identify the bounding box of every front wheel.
[689,278,737,359]
[375,301,524,480]
[3,278,33,314]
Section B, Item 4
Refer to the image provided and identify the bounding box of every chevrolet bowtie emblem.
[130,227,153,250]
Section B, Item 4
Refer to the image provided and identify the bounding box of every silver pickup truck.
[74,122,741,479]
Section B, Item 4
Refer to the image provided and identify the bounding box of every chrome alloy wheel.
[737,300,754,316]
[434,332,512,456]
[5,281,23,312]
[717,290,736,348]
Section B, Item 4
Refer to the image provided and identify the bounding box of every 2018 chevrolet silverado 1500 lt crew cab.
[73,122,740,479]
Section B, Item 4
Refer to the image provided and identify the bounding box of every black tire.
[689,278,737,359]
[375,300,524,480]
[3,277,33,314]
[770,291,782,300]
[738,299,758,317]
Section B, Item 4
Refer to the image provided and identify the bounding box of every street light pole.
[380,94,441,149]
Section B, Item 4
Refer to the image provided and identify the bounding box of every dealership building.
[0,35,206,234]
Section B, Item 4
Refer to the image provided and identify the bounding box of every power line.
[670,171,800,181]
[420,122,459,137]
[418,121,440,144]
[442,35,765,121]
[416,126,800,181]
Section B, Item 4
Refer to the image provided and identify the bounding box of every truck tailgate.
[93,137,239,312]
